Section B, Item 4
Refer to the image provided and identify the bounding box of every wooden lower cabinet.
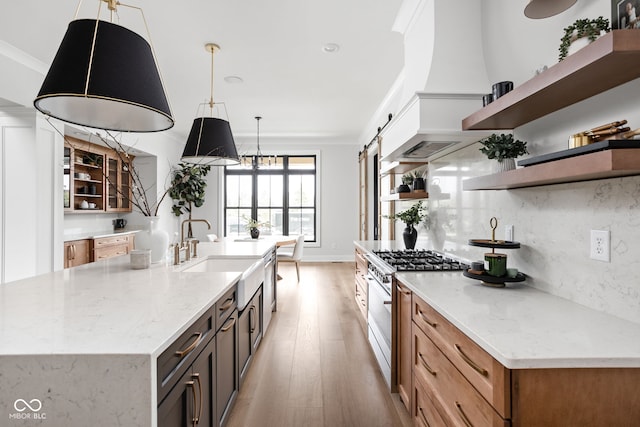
[395,280,412,412]
[354,248,368,326]
[93,234,134,261]
[64,239,91,268]
[239,287,263,386]
[158,336,216,427]
[216,310,239,427]
[404,288,640,427]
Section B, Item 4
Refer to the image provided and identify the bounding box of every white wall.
[414,0,640,324]
[193,136,360,262]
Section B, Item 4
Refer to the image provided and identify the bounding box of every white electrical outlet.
[590,230,610,262]
[505,225,514,242]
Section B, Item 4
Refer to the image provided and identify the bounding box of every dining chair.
[277,235,305,281]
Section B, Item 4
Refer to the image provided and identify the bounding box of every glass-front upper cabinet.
[63,146,71,209]
[106,153,133,212]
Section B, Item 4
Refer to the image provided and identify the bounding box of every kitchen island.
[0,239,276,427]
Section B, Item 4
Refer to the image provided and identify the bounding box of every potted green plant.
[397,174,413,193]
[411,169,426,192]
[169,163,212,238]
[243,216,271,239]
[385,201,428,249]
[558,17,610,61]
[479,133,528,173]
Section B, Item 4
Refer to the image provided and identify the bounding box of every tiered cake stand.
[463,217,526,288]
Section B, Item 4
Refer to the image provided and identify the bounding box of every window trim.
[223,152,320,244]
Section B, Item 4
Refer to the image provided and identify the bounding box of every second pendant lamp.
[181,43,240,165]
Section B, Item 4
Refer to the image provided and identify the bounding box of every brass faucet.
[181,219,212,245]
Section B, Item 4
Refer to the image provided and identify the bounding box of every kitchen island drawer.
[413,325,509,427]
[414,372,450,427]
[413,294,509,417]
[215,285,237,331]
[157,306,215,401]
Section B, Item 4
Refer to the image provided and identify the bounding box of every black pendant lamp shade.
[34,19,174,132]
[181,117,240,165]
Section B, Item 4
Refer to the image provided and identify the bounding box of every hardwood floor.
[227,262,412,427]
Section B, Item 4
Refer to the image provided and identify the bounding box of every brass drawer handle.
[417,309,437,327]
[455,401,474,427]
[220,316,236,332]
[192,373,202,424]
[175,332,203,358]
[454,343,488,376]
[186,380,198,427]
[218,298,234,312]
[418,407,432,427]
[418,352,437,376]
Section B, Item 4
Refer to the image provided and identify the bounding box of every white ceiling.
[2,0,404,144]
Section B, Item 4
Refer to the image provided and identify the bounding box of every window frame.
[224,154,318,243]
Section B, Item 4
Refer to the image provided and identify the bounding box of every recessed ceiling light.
[224,76,244,84]
[322,43,340,53]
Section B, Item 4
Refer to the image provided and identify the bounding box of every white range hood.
[380,92,492,162]
[379,0,494,162]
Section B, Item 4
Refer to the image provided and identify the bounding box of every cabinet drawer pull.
[249,306,256,333]
[418,407,432,427]
[186,380,197,427]
[418,352,437,376]
[454,343,488,376]
[219,298,234,312]
[455,401,474,427]
[192,373,202,424]
[220,317,236,332]
[174,332,203,358]
[417,309,437,327]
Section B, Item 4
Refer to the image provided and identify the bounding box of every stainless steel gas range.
[364,249,469,387]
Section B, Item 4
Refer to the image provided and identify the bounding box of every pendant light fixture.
[524,0,577,19]
[181,43,240,165]
[242,116,272,169]
[34,0,174,132]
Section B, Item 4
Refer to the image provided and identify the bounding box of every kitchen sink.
[181,257,265,310]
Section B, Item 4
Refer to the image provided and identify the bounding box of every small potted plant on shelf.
[411,169,426,192]
[397,174,413,193]
[479,133,529,173]
[385,200,428,249]
[558,16,610,61]
[243,216,271,239]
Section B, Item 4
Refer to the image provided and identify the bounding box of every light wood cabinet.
[105,152,133,212]
[395,281,413,413]
[354,248,368,326]
[93,234,134,261]
[63,239,92,268]
[405,289,640,426]
[64,137,133,214]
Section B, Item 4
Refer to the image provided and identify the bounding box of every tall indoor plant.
[385,201,428,249]
[169,162,212,239]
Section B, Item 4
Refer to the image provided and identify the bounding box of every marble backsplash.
[426,143,640,324]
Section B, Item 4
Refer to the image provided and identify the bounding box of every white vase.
[494,158,516,173]
[135,216,169,264]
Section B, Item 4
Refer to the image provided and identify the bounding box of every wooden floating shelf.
[380,161,425,176]
[381,192,428,201]
[463,148,640,190]
[462,30,640,130]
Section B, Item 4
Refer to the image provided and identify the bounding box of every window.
[224,155,316,241]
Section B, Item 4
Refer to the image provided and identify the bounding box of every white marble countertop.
[0,255,242,357]
[196,236,279,258]
[64,229,138,241]
[355,240,640,369]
